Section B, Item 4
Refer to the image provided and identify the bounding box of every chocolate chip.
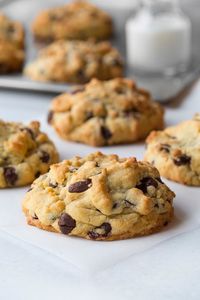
[88,222,112,240]
[32,213,38,220]
[154,203,159,208]
[3,167,18,185]
[164,221,169,226]
[40,151,50,163]
[58,213,76,234]
[68,178,92,193]
[173,154,191,166]
[76,70,86,82]
[23,127,35,139]
[47,111,54,124]
[35,171,41,178]
[85,111,93,120]
[156,177,164,184]
[49,182,58,188]
[7,24,15,34]
[124,200,136,207]
[100,126,112,140]
[136,177,158,194]
[70,87,85,95]
[160,143,171,153]
[109,58,122,67]
[112,203,118,209]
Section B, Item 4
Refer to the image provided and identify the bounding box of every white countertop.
[0,81,200,300]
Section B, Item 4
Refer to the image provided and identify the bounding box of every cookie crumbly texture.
[0,13,24,73]
[24,40,123,84]
[48,78,164,146]
[22,152,175,241]
[144,114,200,186]
[32,0,112,42]
[0,120,59,188]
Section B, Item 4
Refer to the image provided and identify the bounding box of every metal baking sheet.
[0,0,200,101]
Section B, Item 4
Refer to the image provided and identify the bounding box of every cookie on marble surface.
[24,40,123,84]
[144,115,200,186]
[47,78,164,146]
[22,152,175,241]
[32,0,112,42]
[0,13,25,73]
[0,120,59,188]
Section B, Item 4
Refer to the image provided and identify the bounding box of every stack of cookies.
[1,0,199,242]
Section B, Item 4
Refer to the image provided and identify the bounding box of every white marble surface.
[0,82,200,299]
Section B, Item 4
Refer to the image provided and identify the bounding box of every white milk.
[126,3,191,73]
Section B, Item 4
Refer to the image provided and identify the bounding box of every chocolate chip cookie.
[0,120,59,188]
[22,152,175,241]
[24,40,123,84]
[144,115,200,186]
[32,1,112,42]
[0,13,25,73]
[48,78,164,146]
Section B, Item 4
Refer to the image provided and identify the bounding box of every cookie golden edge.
[23,207,174,241]
[22,152,175,241]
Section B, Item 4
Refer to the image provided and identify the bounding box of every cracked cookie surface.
[144,115,200,186]
[0,120,59,188]
[32,0,112,42]
[24,40,123,84]
[22,152,175,241]
[0,13,24,73]
[48,78,164,146]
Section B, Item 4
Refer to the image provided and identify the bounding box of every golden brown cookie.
[0,120,59,188]
[32,1,112,42]
[144,115,200,186]
[0,13,25,73]
[24,40,123,84]
[48,78,164,146]
[22,152,175,241]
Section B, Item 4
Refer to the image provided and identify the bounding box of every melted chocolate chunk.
[3,167,18,185]
[173,154,191,166]
[58,213,76,234]
[49,182,58,188]
[124,199,136,207]
[136,177,158,194]
[32,213,38,220]
[47,111,54,124]
[68,178,92,193]
[112,203,118,209]
[156,177,164,184]
[40,151,50,163]
[85,111,93,120]
[20,127,35,139]
[35,171,41,178]
[88,223,112,240]
[101,126,112,140]
[160,143,171,153]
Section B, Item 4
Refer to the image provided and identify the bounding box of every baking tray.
[1,0,200,101]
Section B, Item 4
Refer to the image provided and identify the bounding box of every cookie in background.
[32,0,113,42]
[0,12,25,73]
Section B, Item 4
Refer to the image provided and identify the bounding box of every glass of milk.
[126,0,191,75]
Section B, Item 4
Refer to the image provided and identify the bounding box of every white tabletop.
[0,81,200,300]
